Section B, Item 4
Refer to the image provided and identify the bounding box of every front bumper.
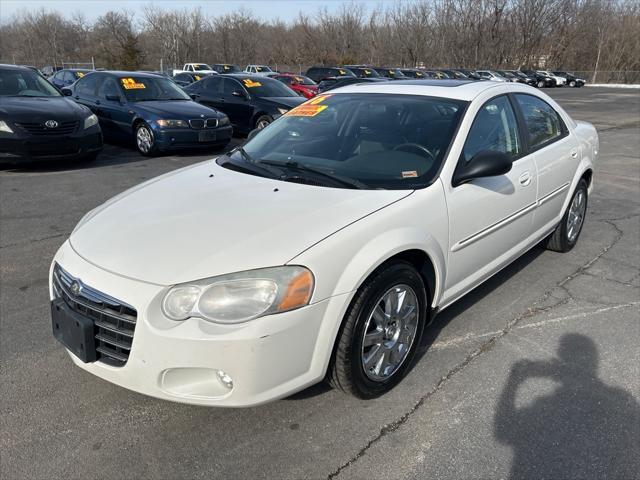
[153,125,233,151]
[0,129,102,163]
[51,241,351,407]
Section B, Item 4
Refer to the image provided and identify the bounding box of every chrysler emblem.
[70,280,82,296]
[44,120,59,128]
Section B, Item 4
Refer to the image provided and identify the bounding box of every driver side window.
[98,77,120,99]
[462,96,521,163]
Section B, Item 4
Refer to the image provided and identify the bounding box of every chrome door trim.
[538,181,570,206]
[451,201,538,252]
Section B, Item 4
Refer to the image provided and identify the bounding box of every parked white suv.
[244,65,275,76]
[51,81,597,407]
[537,70,567,86]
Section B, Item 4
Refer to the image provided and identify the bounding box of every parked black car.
[342,65,383,78]
[63,71,232,155]
[521,70,557,88]
[503,70,537,86]
[373,67,406,79]
[173,72,213,87]
[0,64,102,163]
[553,71,586,87]
[49,69,94,89]
[211,64,242,74]
[400,68,427,78]
[317,76,386,93]
[185,74,306,134]
[454,69,482,80]
[440,69,469,80]
[305,66,355,83]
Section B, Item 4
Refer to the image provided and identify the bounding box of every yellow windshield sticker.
[339,69,346,75]
[364,69,371,75]
[243,79,262,88]
[286,94,331,117]
[295,76,304,82]
[223,65,230,70]
[389,70,395,75]
[121,78,146,89]
[76,72,85,78]
[416,72,423,77]
[194,75,201,80]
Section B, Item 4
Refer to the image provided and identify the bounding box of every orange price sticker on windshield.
[286,94,331,117]
[121,78,146,89]
[243,79,262,88]
[76,72,85,78]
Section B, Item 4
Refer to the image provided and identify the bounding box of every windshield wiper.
[222,147,284,179]
[260,160,369,189]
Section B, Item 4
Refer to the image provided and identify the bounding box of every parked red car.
[272,73,318,99]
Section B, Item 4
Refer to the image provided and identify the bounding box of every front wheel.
[569,80,577,87]
[328,261,428,398]
[254,115,272,130]
[135,122,157,156]
[544,179,588,252]
[537,80,545,88]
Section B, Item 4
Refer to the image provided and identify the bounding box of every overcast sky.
[1,0,392,23]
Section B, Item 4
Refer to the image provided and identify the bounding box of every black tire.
[328,261,428,398]
[254,115,272,130]
[135,122,157,156]
[544,179,588,253]
[537,80,545,88]
[569,80,577,87]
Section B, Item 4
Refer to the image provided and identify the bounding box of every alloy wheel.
[567,189,586,242]
[361,284,419,382]
[136,126,153,153]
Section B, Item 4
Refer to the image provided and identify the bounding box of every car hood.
[132,100,223,118]
[259,96,307,109]
[0,96,87,122]
[70,160,412,285]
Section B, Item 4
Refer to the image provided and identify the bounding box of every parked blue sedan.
[62,71,232,155]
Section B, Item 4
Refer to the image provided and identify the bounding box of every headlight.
[277,107,289,115]
[162,266,314,324]
[218,116,230,126]
[156,119,189,128]
[83,114,98,129]
[0,120,14,134]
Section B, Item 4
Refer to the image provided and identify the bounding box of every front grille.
[52,263,137,367]
[16,121,78,135]
[189,118,218,129]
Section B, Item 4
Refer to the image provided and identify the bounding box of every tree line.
[1,0,638,82]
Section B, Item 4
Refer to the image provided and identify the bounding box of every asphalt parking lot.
[1,87,639,479]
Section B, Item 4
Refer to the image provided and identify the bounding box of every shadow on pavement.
[494,333,640,479]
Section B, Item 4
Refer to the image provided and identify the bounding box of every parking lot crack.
[328,213,628,479]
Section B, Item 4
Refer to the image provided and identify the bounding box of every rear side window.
[203,76,222,93]
[76,74,98,96]
[515,94,565,149]
[462,95,521,162]
[222,78,242,95]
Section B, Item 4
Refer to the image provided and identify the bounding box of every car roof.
[327,79,517,101]
[0,64,33,71]
[99,71,169,78]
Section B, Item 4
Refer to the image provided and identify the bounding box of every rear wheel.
[328,261,428,398]
[569,80,577,87]
[537,80,545,88]
[135,122,157,156]
[545,179,588,252]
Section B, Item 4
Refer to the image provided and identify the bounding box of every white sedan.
[50,80,598,407]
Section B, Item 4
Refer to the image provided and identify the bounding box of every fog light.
[216,370,234,390]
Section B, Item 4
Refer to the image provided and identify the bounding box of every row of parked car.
[1,61,585,164]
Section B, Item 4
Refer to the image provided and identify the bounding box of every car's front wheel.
[569,80,577,87]
[328,261,428,398]
[537,80,545,88]
[544,179,588,252]
[255,115,272,130]
[135,122,157,156]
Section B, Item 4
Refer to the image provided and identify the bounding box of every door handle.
[570,149,578,158]
[519,171,532,186]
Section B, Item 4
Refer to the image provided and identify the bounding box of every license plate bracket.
[51,299,97,363]
[198,130,217,142]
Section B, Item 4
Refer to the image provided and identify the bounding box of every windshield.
[221,64,240,73]
[119,76,190,101]
[193,64,213,71]
[240,78,298,97]
[0,69,61,97]
[255,66,273,72]
[295,75,316,85]
[223,93,466,189]
[354,68,380,78]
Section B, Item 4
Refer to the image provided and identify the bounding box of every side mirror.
[105,94,121,102]
[232,90,247,99]
[61,87,72,96]
[247,128,260,141]
[453,150,513,187]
